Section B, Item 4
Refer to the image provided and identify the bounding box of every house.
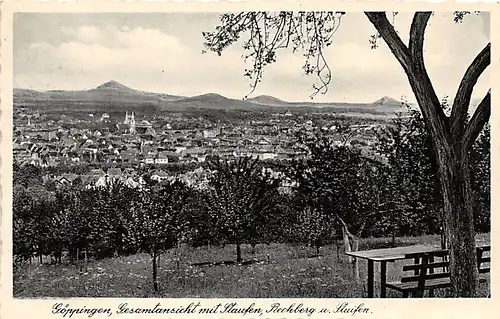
[108,168,122,179]
[257,137,271,145]
[95,175,109,188]
[151,170,169,182]
[258,151,277,160]
[90,168,106,177]
[124,177,140,188]
[175,146,187,153]
[57,173,78,185]
[155,152,170,164]
[120,149,138,163]
[182,147,207,163]
[203,129,218,138]
[145,155,155,164]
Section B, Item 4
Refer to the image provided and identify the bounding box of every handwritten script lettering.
[52,303,113,318]
[51,302,372,318]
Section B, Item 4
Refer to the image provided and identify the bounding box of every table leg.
[367,260,374,298]
[380,261,387,298]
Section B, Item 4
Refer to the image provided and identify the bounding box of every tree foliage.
[204,156,281,262]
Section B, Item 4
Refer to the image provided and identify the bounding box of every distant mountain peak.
[373,96,400,105]
[248,95,286,104]
[95,80,134,91]
[191,93,229,100]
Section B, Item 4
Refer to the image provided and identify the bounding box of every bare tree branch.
[366,12,448,142]
[355,221,366,237]
[462,90,490,154]
[451,42,491,137]
[409,12,432,64]
[336,215,354,239]
[364,12,411,71]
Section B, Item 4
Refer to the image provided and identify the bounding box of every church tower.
[124,111,130,125]
[129,112,136,134]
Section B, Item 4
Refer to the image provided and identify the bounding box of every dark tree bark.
[236,243,242,263]
[366,12,490,297]
[152,251,159,293]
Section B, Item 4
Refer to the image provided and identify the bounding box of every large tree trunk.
[436,146,479,297]
[408,75,479,297]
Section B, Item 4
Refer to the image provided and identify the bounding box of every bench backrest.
[477,246,490,274]
[401,245,490,287]
[401,250,450,289]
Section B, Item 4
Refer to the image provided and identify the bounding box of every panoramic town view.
[12,11,490,300]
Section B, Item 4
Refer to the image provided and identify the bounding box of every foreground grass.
[14,233,490,298]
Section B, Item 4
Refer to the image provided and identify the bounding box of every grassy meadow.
[13,233,490,298]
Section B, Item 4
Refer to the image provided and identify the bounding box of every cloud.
[14,13,490,103]
[32,25,189,72]
[16,24,251,95]
[62,25,103,43]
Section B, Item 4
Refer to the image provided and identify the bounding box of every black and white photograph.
[6,8,492,302]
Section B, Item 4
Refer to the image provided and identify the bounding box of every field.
[13,233,490,298]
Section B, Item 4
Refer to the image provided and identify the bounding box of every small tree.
[290,129,383,279]
[13,185,37,264]
[122,180,188,293]
[374,109,442,239]
[293,206,335,257]
[93,179,137,257]
[205,156,280,263]
[469,125,490,233]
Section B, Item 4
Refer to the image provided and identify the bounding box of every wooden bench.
[386,246,490,298]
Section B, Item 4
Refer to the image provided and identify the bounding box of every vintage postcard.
[0,0,498,318]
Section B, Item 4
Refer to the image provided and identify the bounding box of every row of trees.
[14,110,490,292]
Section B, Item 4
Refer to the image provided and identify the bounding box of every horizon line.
[14,80,419,105]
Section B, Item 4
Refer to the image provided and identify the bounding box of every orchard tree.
[202,11,490,297]
[205,156,281,263]
[93,179,138,257]
[290,130,381,255]
[65,187,96,267]
[290,130,385,281]
[374,109,443,240]
[13,185,37,263]
[469,125,490,233]
[294,206,335,257]
[121,180,188,293]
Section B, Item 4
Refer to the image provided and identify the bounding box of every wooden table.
[345,244,441,298]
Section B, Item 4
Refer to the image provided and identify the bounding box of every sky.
[13,12,490,103]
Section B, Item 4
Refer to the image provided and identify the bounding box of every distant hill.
[13,81,408,116]
[160,93,261,110]
[14,81,184,105]
[373,96,403,106]
[247,95,289,106]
